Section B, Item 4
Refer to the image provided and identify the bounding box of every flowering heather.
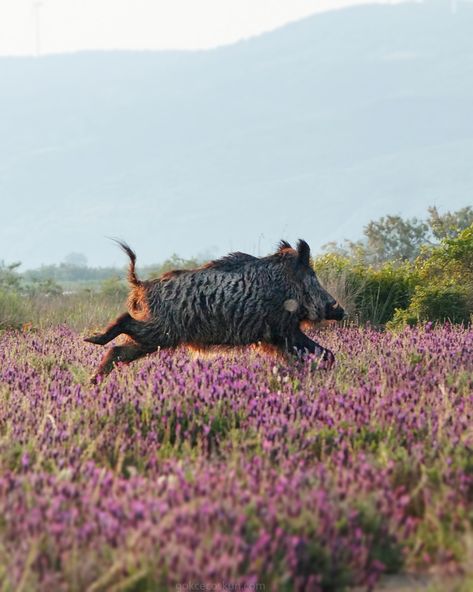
[0,325,472,591]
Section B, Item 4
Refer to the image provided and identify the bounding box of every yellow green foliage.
[315,225,473,326]
[389,225,473,327]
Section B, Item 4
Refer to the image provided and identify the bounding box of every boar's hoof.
[84,334,106,345]
[320,348,335,370]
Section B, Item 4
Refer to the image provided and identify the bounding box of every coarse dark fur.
[85,240,345,382]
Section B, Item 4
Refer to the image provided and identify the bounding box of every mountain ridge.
[1,0,472,267]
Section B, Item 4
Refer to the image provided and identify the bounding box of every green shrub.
[23,278,63,297]
[316,225,473,327]
[389,284,471,327]
[100,277,128,300]
[0,262,22,292]
[0,289,32,330]
[415,225,473,285]
[391,225,473,327]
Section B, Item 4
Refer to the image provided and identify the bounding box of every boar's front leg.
[293,330,335,368]
[275,330,335,368]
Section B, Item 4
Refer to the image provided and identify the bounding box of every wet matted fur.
[85,240,345,381]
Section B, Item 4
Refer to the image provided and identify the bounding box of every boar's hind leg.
[85,313,139,346]
[91,341,155,383]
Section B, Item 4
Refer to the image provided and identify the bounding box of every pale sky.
[0,0,409,56]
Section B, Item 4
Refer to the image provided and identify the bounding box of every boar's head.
[294,240,345,323]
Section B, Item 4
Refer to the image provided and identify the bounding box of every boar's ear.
[296,239,311,267]
[277,240,292,252]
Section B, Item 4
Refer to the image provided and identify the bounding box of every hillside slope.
[0,0,472,266]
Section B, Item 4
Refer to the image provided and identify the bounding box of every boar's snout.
[324,301,345,321]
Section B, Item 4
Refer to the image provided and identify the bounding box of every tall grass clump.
[314,253,414,325]
[0,263,126,332]
[0,262,32,329]
[27,291,125,332]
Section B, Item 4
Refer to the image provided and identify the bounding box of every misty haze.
[1,0,472,268]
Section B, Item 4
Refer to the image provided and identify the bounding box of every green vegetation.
[0,253,206,332]
[21,253,203,289]
[323,206,473,264]
[1,207,472,331]
[314,254,414,325]
[317,207,473,327]
[0,207,471,588]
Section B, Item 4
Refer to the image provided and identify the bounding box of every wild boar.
[85,240,345,381]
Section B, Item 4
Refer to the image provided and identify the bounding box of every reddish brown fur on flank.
[127,285,150,321]
[184,341,287,361]
[90,341,288,381]
[252,342,288,360]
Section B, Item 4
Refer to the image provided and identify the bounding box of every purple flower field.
[0,325,472,591]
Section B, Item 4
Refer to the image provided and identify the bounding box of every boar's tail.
[113,239,140,286]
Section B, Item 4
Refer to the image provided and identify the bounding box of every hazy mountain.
[1,0,472,268]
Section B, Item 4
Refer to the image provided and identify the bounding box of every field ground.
[0,325,471,591]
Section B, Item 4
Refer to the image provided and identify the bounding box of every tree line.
[1,205,472,328]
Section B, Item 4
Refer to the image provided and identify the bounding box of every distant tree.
[323,206,472,265]
[0,261,22,292]
[363,215,430,264]
[100,277,128,300]
[25,277,63,297]
[64,252,88,267]
[427,206,473,240]
[321,239,365,260]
